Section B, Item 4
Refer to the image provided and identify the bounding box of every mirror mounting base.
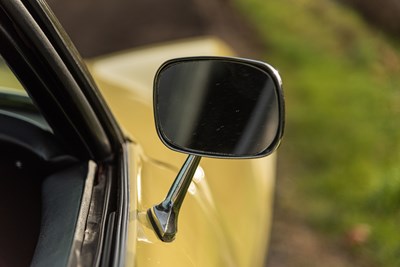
[147,154,201,242]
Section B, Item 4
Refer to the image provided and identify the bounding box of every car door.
[0,0,129,266]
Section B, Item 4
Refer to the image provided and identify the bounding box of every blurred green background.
[231,0,400,266]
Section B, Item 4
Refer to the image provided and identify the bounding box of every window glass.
[0,56,24,90]
[0,55,51,130]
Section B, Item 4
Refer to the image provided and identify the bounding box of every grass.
[233,0,400,265]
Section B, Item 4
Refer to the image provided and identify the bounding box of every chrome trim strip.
[68,161,97,266]
[112,143,130,267]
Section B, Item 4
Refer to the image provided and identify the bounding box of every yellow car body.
[90,37,277,267]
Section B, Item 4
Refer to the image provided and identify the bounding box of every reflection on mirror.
[154,57,284,158]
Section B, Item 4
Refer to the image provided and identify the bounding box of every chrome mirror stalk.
[147,154,201,242]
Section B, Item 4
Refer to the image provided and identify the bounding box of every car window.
[0,55,51,131]
[0,56,24,90]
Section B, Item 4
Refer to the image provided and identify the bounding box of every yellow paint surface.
[90,37,276,267]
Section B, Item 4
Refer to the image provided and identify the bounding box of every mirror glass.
[154,58,283,158]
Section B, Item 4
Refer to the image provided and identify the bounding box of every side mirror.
[154,57,284,158]
[148,57,284,242]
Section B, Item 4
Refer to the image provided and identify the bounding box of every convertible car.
[0,0,284,266]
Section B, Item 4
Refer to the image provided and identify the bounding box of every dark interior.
[0,142,43,267]
[0,112,88,267]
